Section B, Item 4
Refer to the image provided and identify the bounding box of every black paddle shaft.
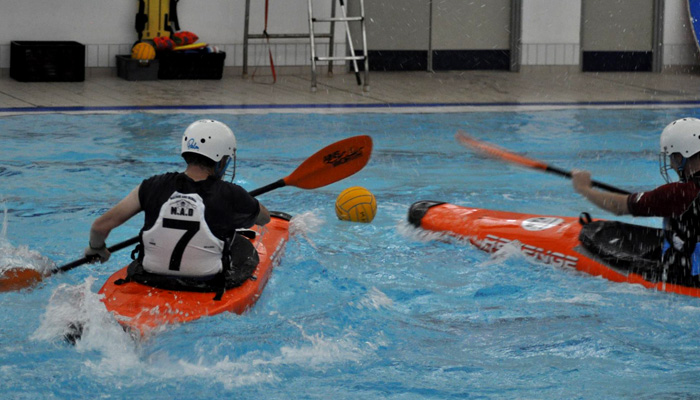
[54,236,140,274]
[545,165,631,195]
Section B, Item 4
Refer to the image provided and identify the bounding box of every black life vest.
[661,191,700,286]
[117,230,259,300]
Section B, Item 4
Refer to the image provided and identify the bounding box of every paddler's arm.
[255,202,271,226]
[85,185,142,263]
[572,170,630,215]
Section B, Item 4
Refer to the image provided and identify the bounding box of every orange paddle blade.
[285,135,373,189]
[456,130,548,171]
[0,268,43,292]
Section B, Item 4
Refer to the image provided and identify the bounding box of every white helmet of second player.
[659,117,700,182]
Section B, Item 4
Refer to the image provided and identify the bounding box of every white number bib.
[141,192,224,277]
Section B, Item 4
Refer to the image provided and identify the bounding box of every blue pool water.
[2,108,700,399]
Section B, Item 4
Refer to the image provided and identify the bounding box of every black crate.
[10,41,85,82]
[116,55,159,81]
[158,51,226,80]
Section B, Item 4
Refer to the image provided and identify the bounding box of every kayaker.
[572,117,700,284]
[83,119,271,291]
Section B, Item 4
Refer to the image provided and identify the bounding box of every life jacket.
[661,189,700,286]
[578,214,664,283]
[142,191,223,277]
[118,229,259,300]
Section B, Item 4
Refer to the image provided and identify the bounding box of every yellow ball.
[131,42,156,60]
[335,186,377,223]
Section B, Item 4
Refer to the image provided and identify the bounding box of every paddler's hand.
[84,242,111,263]
[571,169,592,195]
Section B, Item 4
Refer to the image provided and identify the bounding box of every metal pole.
[652,0,664,73]
[243,0,251,78]
[427,0,433,72]
[308,0,319,91]
[510,0,522,72]
[329,0,337,76]
[360,0,370,91]
[339,0,361,85]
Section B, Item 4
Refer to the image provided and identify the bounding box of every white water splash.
[535,292,608,307]
[278,330,364,367]
[289,210,324,236]
[0,203,54,275]
[31,278,142,373]
[175,356,279,389]
[397,220,449,242]
[353,286,393,310]
[174,321,368,389]
[479,240,527,267]
[30,276,372,388]
[397,219,471,245]
[289,210,325,250]
[280,319,366,367]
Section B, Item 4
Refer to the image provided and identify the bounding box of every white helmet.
[181,119,236,162]
[659,118,700,182]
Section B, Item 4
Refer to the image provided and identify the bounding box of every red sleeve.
[627,181,700,218]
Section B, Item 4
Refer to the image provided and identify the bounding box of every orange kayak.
[99,212,290,337]
[408,201,700,298]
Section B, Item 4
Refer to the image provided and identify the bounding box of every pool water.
[2,108,700,399]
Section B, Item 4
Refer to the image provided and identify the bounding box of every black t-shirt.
[139,172,260,240]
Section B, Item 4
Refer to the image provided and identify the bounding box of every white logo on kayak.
[521,217,564,231]
[476,234,578,269]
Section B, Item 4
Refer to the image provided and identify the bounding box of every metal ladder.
[308,0,369,92]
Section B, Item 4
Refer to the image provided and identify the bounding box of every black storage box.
[116,55,159,81]
[157,51,226,80]
[10,41,85,82]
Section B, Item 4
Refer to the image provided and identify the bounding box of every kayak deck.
[99,213,290,336]
[408,201,700,298]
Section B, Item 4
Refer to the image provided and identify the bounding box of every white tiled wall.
[521,43,580,66]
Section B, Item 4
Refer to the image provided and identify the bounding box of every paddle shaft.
[543,165,631,195]
[456,131,631,195]
[248,179,284,197]
[55,237,140,274]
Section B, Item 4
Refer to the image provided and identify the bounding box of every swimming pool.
[2,108,700,399]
